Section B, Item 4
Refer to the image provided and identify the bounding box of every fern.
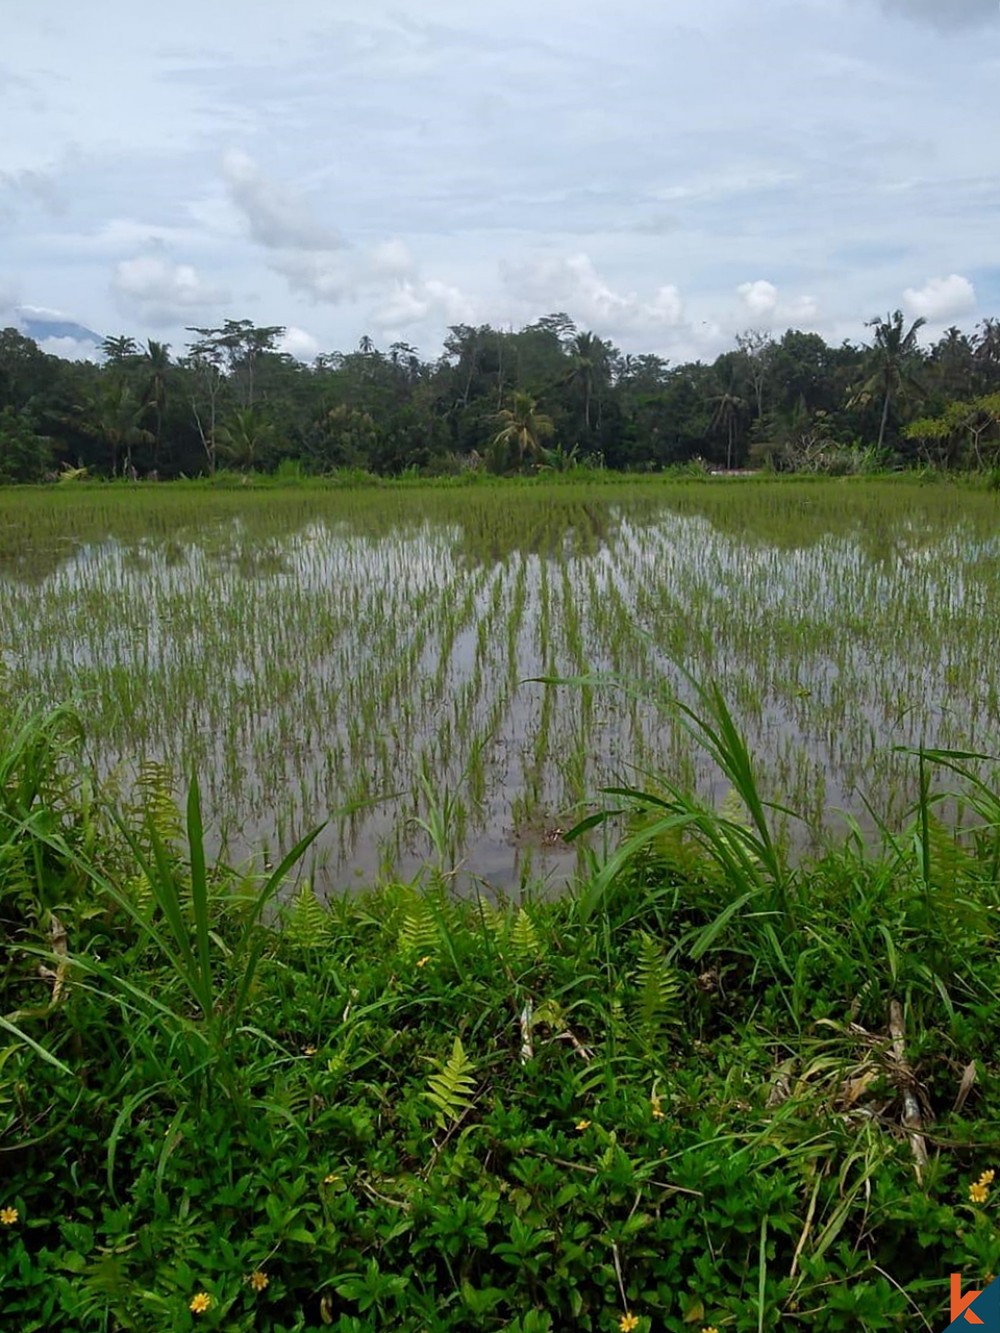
[425,1036,476,1128]
[925,813,976,892]
[634,932,682,1031]
[286,882,329,948]
[510,907,542,961]
[121,871,154,918]
[136,761,182,846]
[398,896,440,957]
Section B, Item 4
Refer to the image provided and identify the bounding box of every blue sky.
[2,0,999,361]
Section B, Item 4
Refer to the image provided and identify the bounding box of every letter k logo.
[952,1273,985,1325]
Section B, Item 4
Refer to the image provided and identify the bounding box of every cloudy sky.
[2,0,999,363]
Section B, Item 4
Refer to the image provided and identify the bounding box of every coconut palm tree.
[491,392,555,470]
[76,379,152,477]
[217,407,275,472]
[565,331,612,431]
[142,340,171,469]
[710,386,747,470]
[854,310,926,450]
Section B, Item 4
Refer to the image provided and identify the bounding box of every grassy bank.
[2,690,998,1331]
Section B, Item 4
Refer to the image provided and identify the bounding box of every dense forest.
[2,310,1000,483]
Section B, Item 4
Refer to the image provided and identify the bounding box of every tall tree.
[142,340,171,469]
[565,331,613,431]
[735,329,774,420]
[216,407,275,472]
[76,379,152,477]
[491,392,555,470]
[710,385,747,470]
[854,310,926,450]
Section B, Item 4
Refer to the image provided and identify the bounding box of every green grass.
[2,689,999,1330]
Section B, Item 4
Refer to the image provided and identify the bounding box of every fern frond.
[425,1036,476,1128]
[286,882,329,948]
[137,761,182,845]
[398,897,439,957]
[510,907,542,961]
[634,932,682,1031]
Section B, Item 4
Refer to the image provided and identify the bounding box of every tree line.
[2,309,1000,483]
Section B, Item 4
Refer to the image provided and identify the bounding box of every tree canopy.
[2,309,1000,482]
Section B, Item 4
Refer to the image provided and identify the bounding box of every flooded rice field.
[2,478,998,891]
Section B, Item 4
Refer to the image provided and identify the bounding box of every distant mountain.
[17,309,103,347]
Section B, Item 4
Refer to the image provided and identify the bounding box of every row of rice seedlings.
[2,478,999,887]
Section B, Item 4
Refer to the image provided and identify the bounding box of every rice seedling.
[1,476,998,893]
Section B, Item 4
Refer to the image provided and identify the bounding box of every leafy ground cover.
[2,684,998,1331]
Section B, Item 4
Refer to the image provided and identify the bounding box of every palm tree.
[77,380,152,477]
[492,392,555,470]
[100,335,139,366]
[710,386,746,470]
[217,407,275,472]
[142,340,171,469]
[854,310,926,450]
[565,331,612,431]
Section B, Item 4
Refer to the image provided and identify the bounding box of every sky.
[2,0,999,364]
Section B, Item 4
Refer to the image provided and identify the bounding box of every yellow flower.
[619,1315,640,1332]
[323,1173,339,1185]
[0,1207,18,1226]
[303,1045,317,1056]
[249,1270,269,1292]
[189,1292,212,1314]
[575,1119,591,1131]
[416,955,431,968]
[979,1169,995,1186]
[651,1096,665,1120]
[969,1181,989,1204]
[702,1327,720,1333]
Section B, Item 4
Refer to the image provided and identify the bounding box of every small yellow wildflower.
[979,1169,995,1186]
[1,1207,19,1226]
[970,1181,990,1204]
[575,1119,591,1132]
[619,1315,640,1332]
[416,955,431,968]
[189,1292,212,1314]
[249,1270,269,1292]
[303,1045,317,1056]
[323,1173,339,1185]
[702,1327,720,1333]
[651,1096,665,1120]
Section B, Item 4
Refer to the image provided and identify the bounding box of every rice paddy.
[2,476,998,890]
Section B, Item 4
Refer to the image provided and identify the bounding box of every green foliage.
[3,682,1000,1330]
[0,407,53,483]
[424,1035,477,1128]
[6,305,1000,481]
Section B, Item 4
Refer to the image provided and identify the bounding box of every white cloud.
[222,151,343,252]
[112,256,227,324]
[370,239,416,278]
[272,250,356,303]
[501,253,685,336]
[737,280,779,318]
[737,280,819,327]
[34,335,100,361]
[278,325,320,360]
[373,278,474,333]
[902,273,976,321]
